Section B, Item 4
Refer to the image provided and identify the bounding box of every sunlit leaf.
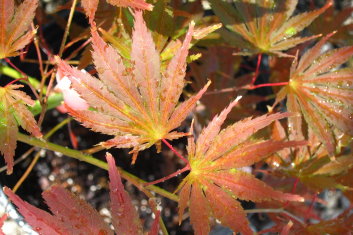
[57,11,209,162]
[276,32,353,155]
[209,0,332,56]
[177,99,305,234]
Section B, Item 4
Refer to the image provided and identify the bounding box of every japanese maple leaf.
[0,85,42,174]
[177,99,306,235]
[275,32,353,155]
[57,11,209,162]
[0,0,38,59]
[0,214,6,235]
[4,153,159,235]
[209,0,332,56]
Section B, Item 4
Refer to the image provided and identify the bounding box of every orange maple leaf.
[0,0,38,59]
[275,32,353,155]
[177,99,305,234]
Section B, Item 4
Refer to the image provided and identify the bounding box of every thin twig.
[12,152,42,193]
[31,23,44,78]
[11,118,72,191]
[251,53,262,85]
[249,82,289,90]
[145,166,190,186]
[4,58,40,99]
[58,0,78,57]
[143,139,191,186]
[162,139,189,165]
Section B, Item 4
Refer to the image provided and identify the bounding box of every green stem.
[58,0,78,57]
[0,65,43,92]
[16,133,179,202]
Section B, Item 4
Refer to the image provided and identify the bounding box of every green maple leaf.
[0,85,42,174]
[209,0,332,56]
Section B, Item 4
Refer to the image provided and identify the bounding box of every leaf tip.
[234,95,243,103]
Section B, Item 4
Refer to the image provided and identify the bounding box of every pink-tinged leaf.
[160,21,195,122]
[57,59,129,121]
[106,153,143,234]
[55,66,89,111]
[0,85,42,174]
[280,221,293,235]
[195,96,242,157]
[177,102,304,234]
[206,171,304,203]
[203,179,252,235]
[106,0,153,11]
[148,210,160,235]
[286,93,305,142]
[0,0,38,58]
[65,105,139,136]
[3,187,67,234]
[131,11,160,117]
[90,27,143,112]
[189,183,211,235]
[0,214,7,235]
[295,32,336,74]
[208,140,307,169]
[204,112,291,161]
[177,180,191,224]
[42,186,112,235]
[81,0,98,21]
[304,46,353,76]
[186,120,196,158]
[167,80,210,131]
[58,12,208,162]
[3,154,158,234]
[101,135,141,149]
